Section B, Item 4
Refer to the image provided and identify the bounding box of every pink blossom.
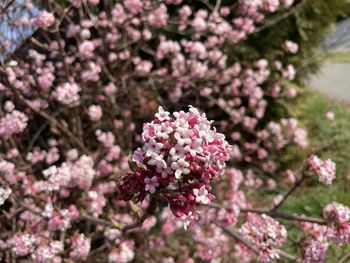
[86,190,106,216]
[7,233,39,257]
[96,130,116,148]
[69,233,91,261]
[104,82,118,95]
[88,0,99,6]
[284,40,299,54]
[282,0,294,8]
[240,213,287,262]
[193,186,210,204]
[193,223,229,260]
[144,176,159,193]
[79,40,95,59]
[286,88,297,98]
[32,11,56,29]
[108,240,135,263]
[326,111,335,121]
[118,106,230,220]
[0,110,28,139]
[0,187,12,206]
[323,202,350,244]
[307,155,336,185]
[4,101,15,112]
[52,82,81,106]
[70,155,96,189]
[282,64,296,80]
[134,60,153,75]
[32,241,64,263]
[148,4,169,27]
[124,0,143,14]
[88,105,103,121]
[302,240,328,263]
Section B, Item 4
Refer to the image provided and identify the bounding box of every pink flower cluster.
[118,106,230,221]
[108,239,135,263]
[0,186,12,205]
[323,202,350,244]
[52,82,81,106]
[284,40,299,54]
[193,223,229,260]
[239,213,287,262]
[300,222,329,263]
[307,155,336,185]
[0,110,28,139]
[299,202,350,262]
[69,233,91,261]
[31,155,95,193]
[32,241,64,263]
[32,10,56,29]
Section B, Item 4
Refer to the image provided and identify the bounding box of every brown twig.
[271,164,308,211]
[242,209,326,225]
[79,214,116,228]
[217,224,259,255]
[208,203,326,224]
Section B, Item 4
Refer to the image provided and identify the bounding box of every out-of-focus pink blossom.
[307,155,336,185]
[32,11,55,29]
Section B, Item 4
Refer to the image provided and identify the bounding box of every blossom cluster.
[299,202,350,263]
[323,202,350,244]
[118,106,230,222]
[0,109,28,140]
[239,213,287,262]
[307,155,336,185]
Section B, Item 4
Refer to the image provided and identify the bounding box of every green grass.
[325,50,350,63]
[275,89,350,262]
[281,89,350,216]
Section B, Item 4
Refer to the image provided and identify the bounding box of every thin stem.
[271,164,307,211]
[276,249,301,262]
[338,251,350,263]
[242,209,326,225]
[208,203,326,224]
[79,214,116,228]
[216,224,259,255]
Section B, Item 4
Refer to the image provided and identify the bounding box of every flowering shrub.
[0,0,350,262]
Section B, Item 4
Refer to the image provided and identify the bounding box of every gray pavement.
[310,18,350,102]
[309,62,350,102]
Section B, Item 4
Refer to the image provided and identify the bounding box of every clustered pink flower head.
[326,111,335,121]
[118,106,230,223]
[300,222,329,263]
[323,202,350,244]
[307,155,336,185]
[0,186,12,206]
[52,82,81,106]
[108,239,135,263]
[88,105,103,122]
[298,202,350,262]
[284,40,299,54]
[32,10,56,29]
[239,213,287,262]
[69,233,91,261]
[0,110,28,139]
[282,0,295,8]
